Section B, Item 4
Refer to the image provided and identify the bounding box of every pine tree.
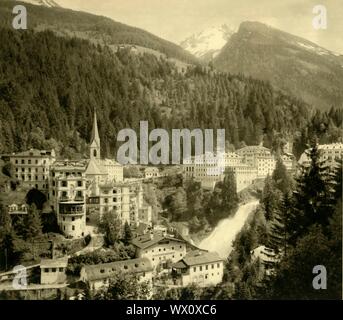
[123,221,132,245]
[272,157,292,193]
[289,143,336,245]
[23,204,43,240]
[0,201,12,233]
[221,170,239,214]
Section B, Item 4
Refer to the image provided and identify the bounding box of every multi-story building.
[49,160,88,238]
[8,149,56,191]
[131,233,188,269]
[183,151,259,191]
[171,250,224,287]
[299,143,343,169]
[87,180,151,228]
[80,257,153,292]
[236,146,276,178]
[226,164,258,192]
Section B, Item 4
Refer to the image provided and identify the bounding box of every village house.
[131,233,188,269]
[80,257,153,292]
[40,258,68,285]
[171,250,224,287]
[144,167,160,179]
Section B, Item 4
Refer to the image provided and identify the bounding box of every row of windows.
[60,191,83,198]
[146,245,183,254]
[43,267,64,273]
[152,253,183,261]
[60,180,83,187]
[15,159,48,165]
[193,263,220,272]
[16,167,46,173]
[16,174,46,181]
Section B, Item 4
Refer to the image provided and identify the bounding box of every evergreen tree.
[272,157,292,193]
[221,170,239,214]
[289,144,336,245]
[22,204,43,240]
[123,221,132,245]
[98,210,122,246]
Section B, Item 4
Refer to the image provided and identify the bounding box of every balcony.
[59,204,84,216]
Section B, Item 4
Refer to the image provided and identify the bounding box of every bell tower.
[90,111,101,160]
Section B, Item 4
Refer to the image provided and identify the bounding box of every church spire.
[90,110,100,160]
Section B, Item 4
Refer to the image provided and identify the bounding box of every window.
[59,268,63,272]
[78,181,82,187]
[206,265,208,270]
[217,263,220,268]
[193,267,196,272]
[72,218,75,222]
[61,181,67,187]
[35,160,38,164]
[211,264,214,269]
[21,160,24,164]
[200,266,202,271]
[28,160,31,164]
[52,268,56,272]
[44,268,49,272]
[113,198,117,202]
[15,160,18,164]
[172,247,174,250]
[72,226,75,231]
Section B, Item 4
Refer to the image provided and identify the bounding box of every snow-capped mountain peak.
[180,24,236,61]
[16,0,61,8]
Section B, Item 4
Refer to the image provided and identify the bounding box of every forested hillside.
[0,0,198,65]
[0,27,341,158]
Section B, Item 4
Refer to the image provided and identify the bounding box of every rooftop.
[82,258,153,281]
[131,233,185,250]
[8,149,55,158]
[173,250,223,268]
[40,258,68,269]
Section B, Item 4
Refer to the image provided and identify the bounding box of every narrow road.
[199,200,259,259]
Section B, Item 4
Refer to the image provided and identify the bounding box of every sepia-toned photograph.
[0,0,342,304]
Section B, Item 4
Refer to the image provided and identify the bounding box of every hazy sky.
[57,0,343,53]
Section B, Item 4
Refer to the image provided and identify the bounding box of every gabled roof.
[172,250,223,268]
[40,258,68,268]
[85,159,106,175]
[131,234,186,250]
[82,258,153,282]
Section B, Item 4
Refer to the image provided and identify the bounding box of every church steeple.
[90,111,100,160]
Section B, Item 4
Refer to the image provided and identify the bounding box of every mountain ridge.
[180,24,236,62]
[1,0,198,66]
[213,21,343,110]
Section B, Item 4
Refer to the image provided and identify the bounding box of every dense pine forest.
[1,27,341,158]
